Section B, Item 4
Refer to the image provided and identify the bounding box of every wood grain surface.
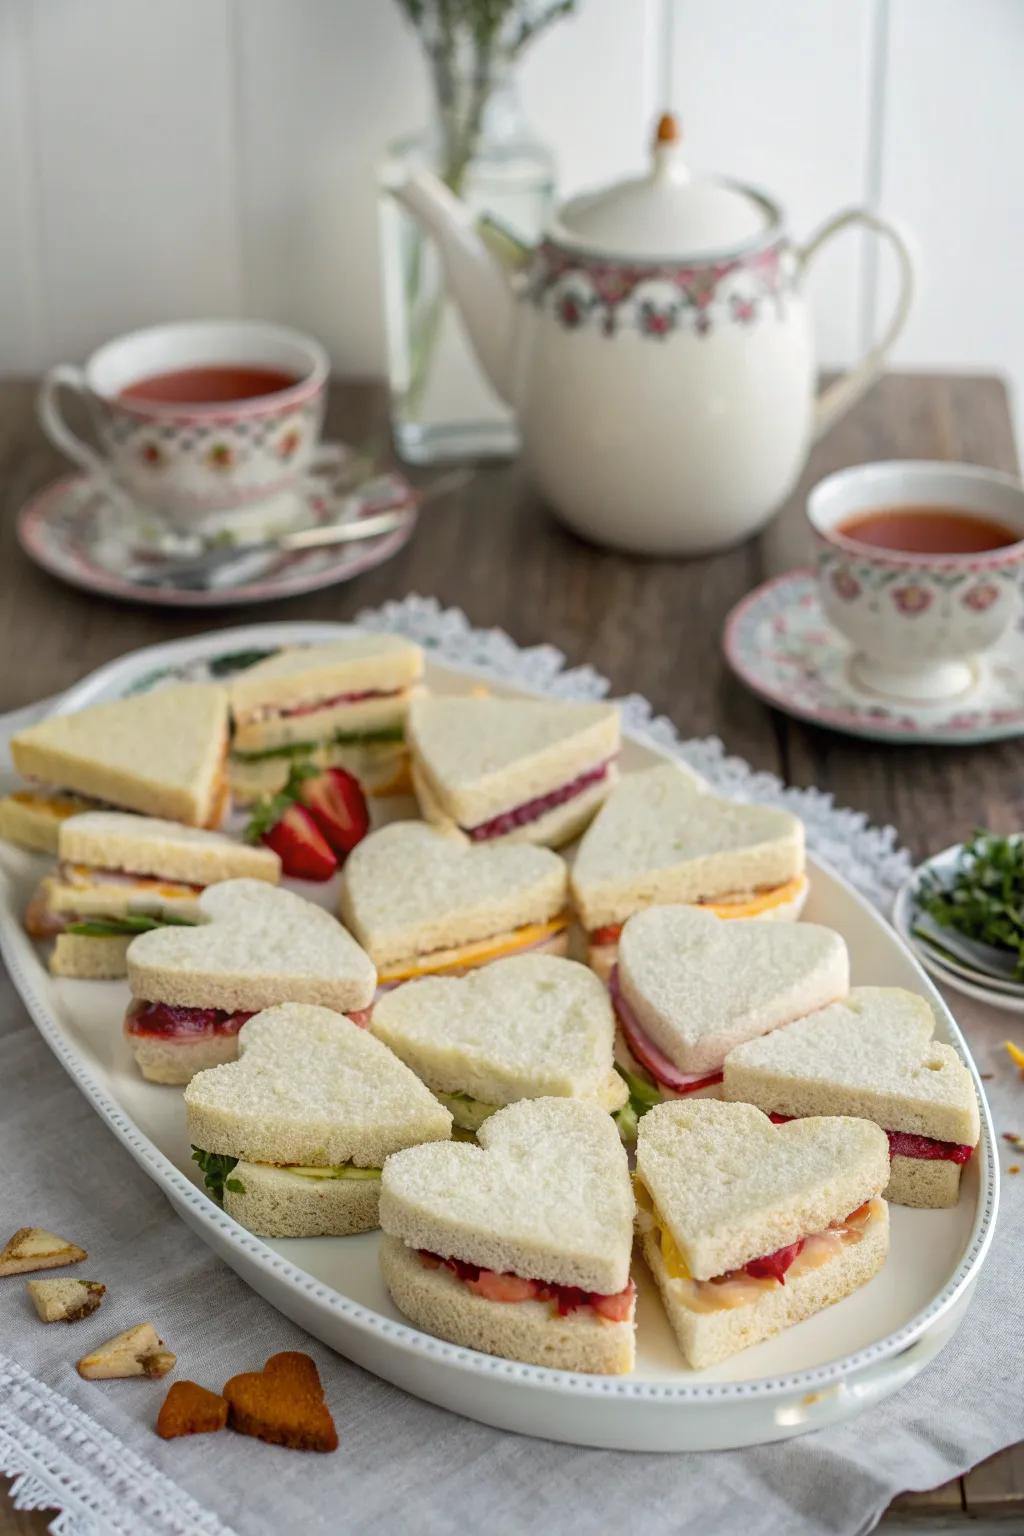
[0,372,1020,1533]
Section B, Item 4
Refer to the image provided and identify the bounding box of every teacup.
[808,460,1024,702]
[38,319,331,533]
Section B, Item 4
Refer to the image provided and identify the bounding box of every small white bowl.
[808,461,1024,702]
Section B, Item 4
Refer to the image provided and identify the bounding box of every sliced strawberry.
[467,1269,540,1304]
[589,1279,636,1322]
[262,804,338,882]
[299,768,369,857]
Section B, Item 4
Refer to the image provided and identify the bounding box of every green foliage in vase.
[395,0,576,189]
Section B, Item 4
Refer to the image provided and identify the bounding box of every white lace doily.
[356,595,911,910]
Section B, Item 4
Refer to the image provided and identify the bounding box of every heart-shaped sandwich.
[125,879,376,1084]
[371,953,627,1130]
[635,1100,890,1369]
[185,1004,451,1238]
[571,765,808,977]
[612,905,848,1101]
[339,822,569,987]
[408,695,619,848]
[723,986,981,1208]
[378,1097,636,1374]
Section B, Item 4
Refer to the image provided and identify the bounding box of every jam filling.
[464,761,613,842]
[125,1000,254,1040]
[255,687,402,723]
[609,966,723,1094]
[418,1251,635,1321]
[702,1200,877,1290]
[768,1113,973,1164]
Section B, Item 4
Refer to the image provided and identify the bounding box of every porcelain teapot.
[392,115,914,556]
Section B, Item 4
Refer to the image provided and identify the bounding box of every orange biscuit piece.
[223,1351,338,1453]
[156,1380,229,1440]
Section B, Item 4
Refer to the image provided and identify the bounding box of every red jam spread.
[464,761,613,842]
[768,1113,973,1165]
[124,1000,254,1039]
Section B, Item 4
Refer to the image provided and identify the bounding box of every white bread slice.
[380,1235,635,1375]
[635,1100,889,1281]
[51,932,133,980]
[339,822,567,969]
[379,1097,634,1294]
[586,875,809,980]
[722,987,980,1148]
[640,1197,888,1370]
[224,1163,382,1237]
[371,953,617,1106]
[412,758,616,849]
[617,906,848,1075]
[27,1278,106,1323]
[11,684,229,827]
[229,737,409,804]
[408,696,620,830]
[233,690,415,753]
[228,633,423,717]
[127,879,376,1012]
[0,791,98,854]
[185,1004,452,1167]
[571,764,805,930]
[130,1031,242,1086]
[0,1226,87,1276]
[58,812,280,885]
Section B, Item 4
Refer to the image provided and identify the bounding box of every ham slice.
[609,967,724,1093]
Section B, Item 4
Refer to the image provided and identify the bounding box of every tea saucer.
[723,568,1024,744]
[17,456,417,609]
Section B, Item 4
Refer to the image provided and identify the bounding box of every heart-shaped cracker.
[223,1351,337,1452]
[617,905,848,1073]
[723,986,980,1145]
[156,1381,228,1439]
[127,879,375,1012]
[636,1099,889,1281]
[571,764,804,927]
[185,1004,451,1167]
[372,953,617,1104]
[379,1097,633,1294]
[339,822,567,968]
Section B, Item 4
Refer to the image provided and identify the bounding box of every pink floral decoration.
[892,584,932,615]
[962,582,1000,612]
[831,568,861,602]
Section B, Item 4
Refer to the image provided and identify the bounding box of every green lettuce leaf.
[191,1147,244,1201]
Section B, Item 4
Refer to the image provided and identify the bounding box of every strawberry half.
[261,804,337,882]
[299,768,369,858]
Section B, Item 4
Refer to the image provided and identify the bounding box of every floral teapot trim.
[526,237,795,339]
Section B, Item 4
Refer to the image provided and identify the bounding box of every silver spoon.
[129,468,471,591]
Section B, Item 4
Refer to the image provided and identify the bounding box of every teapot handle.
[799,208,915,442]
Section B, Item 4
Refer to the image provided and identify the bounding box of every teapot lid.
[554,114,774,261]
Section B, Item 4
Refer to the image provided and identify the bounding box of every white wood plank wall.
[0,0,1019,447]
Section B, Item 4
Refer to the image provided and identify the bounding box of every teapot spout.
[389,169,520,407]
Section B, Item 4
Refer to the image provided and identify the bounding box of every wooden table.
[0,372,1021,1531]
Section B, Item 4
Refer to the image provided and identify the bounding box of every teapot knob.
[651,111,690,185]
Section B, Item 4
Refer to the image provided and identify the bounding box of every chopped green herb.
[230,725,405,764]
[191,1146,242,1202]
[919,832,1024,979]
[208,647,279,678]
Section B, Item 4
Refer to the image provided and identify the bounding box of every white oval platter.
[0,621,998,1453]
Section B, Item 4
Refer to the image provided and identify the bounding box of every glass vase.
[379,65,555,465]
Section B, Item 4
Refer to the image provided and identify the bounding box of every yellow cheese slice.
[12,791,89,821]
[379,915,569,986]
[701,874,807,921]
